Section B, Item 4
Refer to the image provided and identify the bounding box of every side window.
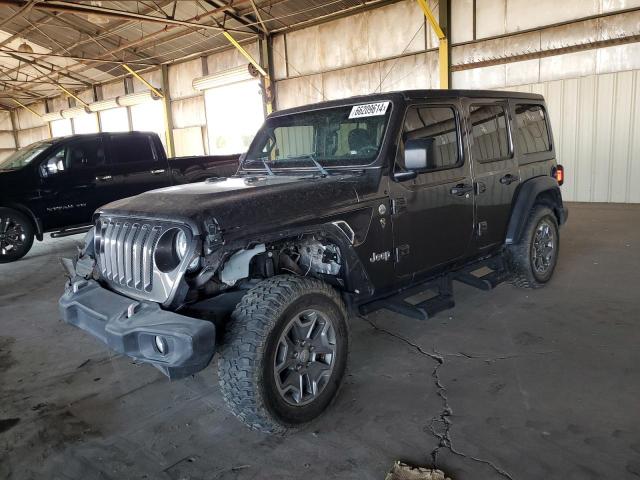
[469,104,510,162]
[514,104,551,154]
[401,106,460,171]
[109,135,155,165]
[41,140,105,176]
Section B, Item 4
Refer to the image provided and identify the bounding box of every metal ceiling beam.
[0,0,254,35]
[0,48,157,66]
[0,3,257,100]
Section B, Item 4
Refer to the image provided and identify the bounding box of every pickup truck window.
[401,106,460,171]
[109,135,156,165]
[41,139,106,176]
[514,104,551,154]
[469,104,510,162]
[244,104,391,170]
[0,141,51,171]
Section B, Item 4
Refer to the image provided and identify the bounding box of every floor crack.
[360,315,514,480]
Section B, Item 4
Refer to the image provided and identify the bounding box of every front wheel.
[507,205,559,288]
[0,207,35,263]
[217,275,349,434]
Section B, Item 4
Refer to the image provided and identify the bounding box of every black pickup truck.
[0,131,239,262]
[60,90,567,434]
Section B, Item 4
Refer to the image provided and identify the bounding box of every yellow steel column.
[122,63,174,157]
[416,0,449,89]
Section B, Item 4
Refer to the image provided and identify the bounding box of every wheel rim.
[531,219,555,275]
[0,215,27,256]
[273,308,337,406]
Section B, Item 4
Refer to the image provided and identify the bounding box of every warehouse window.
[469,104,510,162]
[514,104,551,154]
[99,107,130,133]
[50,118,73,138]
[401,106,460,171]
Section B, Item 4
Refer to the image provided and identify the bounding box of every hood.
[99,173,380,237]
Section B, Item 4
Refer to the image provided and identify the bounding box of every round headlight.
[175,230,188,260]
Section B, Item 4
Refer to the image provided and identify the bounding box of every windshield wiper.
[296,153,329,177]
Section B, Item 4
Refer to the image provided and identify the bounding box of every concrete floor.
[1,202,639,480]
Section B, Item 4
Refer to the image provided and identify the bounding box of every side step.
[359,259,509,321]
[359,276,455,321]
[51,226,92,238]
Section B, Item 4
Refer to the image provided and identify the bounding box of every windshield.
[244,101,391,172]
[0,141,51,171]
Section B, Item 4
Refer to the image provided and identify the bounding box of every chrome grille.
[98,219,162,292]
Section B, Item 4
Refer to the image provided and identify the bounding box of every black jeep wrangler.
[59,90,567,434]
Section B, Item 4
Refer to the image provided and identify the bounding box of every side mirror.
[404,138,433,172]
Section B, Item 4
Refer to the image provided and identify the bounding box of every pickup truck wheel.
[0,208,35,263]
[217,275,349,434]
[507,205,559,289]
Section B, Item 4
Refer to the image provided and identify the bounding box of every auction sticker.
[349,101,390,119]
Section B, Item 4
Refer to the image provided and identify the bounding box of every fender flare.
[0,202,44,241]
[505,176,565,245]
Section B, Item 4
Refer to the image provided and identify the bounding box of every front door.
[390,101,475,277]
[37,137,111,230]
[463,99,519,250]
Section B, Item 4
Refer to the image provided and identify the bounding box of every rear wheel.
[217,275,349,434]
[0,208,35,263]
[507,205,559,289]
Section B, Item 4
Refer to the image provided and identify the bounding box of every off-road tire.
[217,275,349,434]
[507,205,559,289]
[0,207,35,263]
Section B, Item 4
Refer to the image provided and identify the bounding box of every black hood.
[99,173,381,238]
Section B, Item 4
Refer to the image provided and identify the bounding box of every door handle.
[500,174,520,185]
[150,169,166,175]
[450,184,474,196]
[96,175,112,182]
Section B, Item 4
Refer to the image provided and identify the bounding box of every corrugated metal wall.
[500,70,640,203]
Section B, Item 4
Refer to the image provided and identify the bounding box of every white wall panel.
[322,63,380,101]
[0,111,12,130]
[476,0,506,39]
[0,131,15,149]
[367,1,425,62]
[17,125,49,147]
[276,75,324,110]
[207,42,258,73]
[506,0,599,32]
[169,58,202,100]
[102,81,125,100]
[173,127,205,157]
[171,96,206,129]
[502,70,640,203]
[451,0,474,43]
[16,101,46,129]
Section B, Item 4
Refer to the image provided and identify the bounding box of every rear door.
[106,133,172,199]
[463,98,519,251]
[390,100,475,277]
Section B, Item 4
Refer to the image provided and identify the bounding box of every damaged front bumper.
[59,279,216,379]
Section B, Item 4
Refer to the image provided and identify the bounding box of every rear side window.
[402,106,460,171]
[469,104,510,162]
[514,104,551,154]
[109,135,155,165]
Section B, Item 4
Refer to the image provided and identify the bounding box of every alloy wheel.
[531,219,555,275]
[273,309,337,406]
[0,216,27,257]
